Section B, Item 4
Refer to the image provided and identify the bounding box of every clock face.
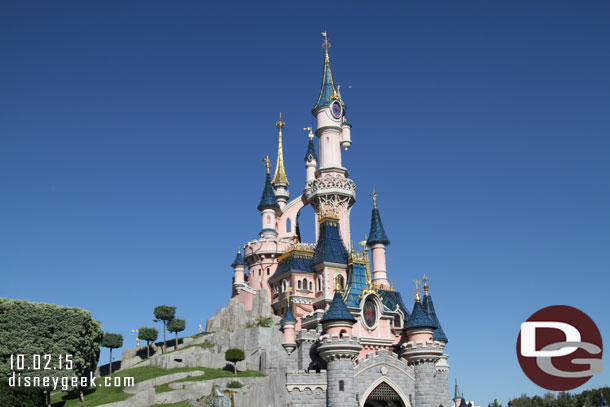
[363,300,377,328]
[331,101,342,119]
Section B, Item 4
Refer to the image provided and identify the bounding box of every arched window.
[335,274,345,290]
[317,275,323,292]
[309,280,313,291]
[297,280,302,290]
[286,218,292,233]
[281,280,287,292]
[340,329,348,338]
[266,268,270,276]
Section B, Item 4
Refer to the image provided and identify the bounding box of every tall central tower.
[306,32,355,248]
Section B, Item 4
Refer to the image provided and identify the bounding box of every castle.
[227,33,452,407]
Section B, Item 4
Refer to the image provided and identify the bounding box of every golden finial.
[335,276,342,292]
[262,156,270,174]
[322,31,330,56]
[371,188,378,208]
[238,248,241,254]
[272,113,289,185]
[423,274,429,296]
[304,126,314,139]
[414,279,421,302]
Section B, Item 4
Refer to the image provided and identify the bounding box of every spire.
[313,31,338,111]
[404,280,436,330]
[422,275,448,342]
[272,113,289,185]
[231,248,246,268]
[321,291,356,323]
[454,379,460,399]
[366,189,390,246]
[304,127,317,162]
[257,156,279,211]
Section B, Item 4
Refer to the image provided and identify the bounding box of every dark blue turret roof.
[311,219,348,266]
[366,207,390,246]
[459,398,468,407]
[257,172,279,211]
[313,52,336,110]
[423,293,448,342]
[231,249,246,268]
[304,137,317,162]
[281,307,297,323]
[272,252,314,278]
[321,291,356,323]
[405,300,436,330]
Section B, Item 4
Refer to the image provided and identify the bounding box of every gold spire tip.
[262,156,270,174]
[414,279,421,302]
[371,188,378,208]
[276,112,285,130]
[304,126,314,139]
[422,274,429,296]
[321,31,330,55]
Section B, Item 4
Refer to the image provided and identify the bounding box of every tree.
[0,298,103,406]
[167,318,186,350]
[153,305,175,353]
[101,333,123,375]
[138,327,158,358]
[225,348,245,375]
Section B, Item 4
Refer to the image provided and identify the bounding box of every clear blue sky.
[2,1,609,404]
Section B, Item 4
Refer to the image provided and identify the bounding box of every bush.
[225,348,245,375]
[0,378,45,407]
[226,380,242,389]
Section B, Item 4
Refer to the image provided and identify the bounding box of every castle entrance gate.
[363,381,407,407]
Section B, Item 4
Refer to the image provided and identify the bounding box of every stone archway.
[361,378,409,407]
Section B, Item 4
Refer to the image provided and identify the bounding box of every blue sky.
[1,0,609,404]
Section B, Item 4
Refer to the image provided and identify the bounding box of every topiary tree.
[101,332,123,375]
[225,348,245,375]
[153,305,175,353]
[138,327,158,358]
[0,298,103,405]
[167,318,185,351]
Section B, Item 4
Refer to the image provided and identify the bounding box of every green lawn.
[154,368,264,393]
[50,365,214,407]
[151,402,194,407]
[165,340,214,355]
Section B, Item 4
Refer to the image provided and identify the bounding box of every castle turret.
[311,214,348,303]
[318,289,361,407]
[304,127,317,183]
[401,285,444,407]
[258,156,279,239]
[453,380,461,407]
[280,301,297,354]
[272,114,290,207]
[366,190,390,288]
[422,276,448,343]
[231,248,246,289]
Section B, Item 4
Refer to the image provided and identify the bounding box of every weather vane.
[371,188,378,208]
[262,156,270,174]
[322,31,330,53]
[304,126,313,139]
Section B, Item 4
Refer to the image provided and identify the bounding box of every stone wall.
[354,350,415,405]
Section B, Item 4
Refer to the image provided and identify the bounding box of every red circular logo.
[516,305,603,391]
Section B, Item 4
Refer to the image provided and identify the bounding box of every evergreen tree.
[138,327,158,358]
[153,305,175,353]
[168,318,186,350]
[101,333,123,375]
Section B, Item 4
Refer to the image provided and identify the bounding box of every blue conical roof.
[422,293,448,342]
[311,219,348,266]
[257,172,279,211]
[281,306,297,323]
[231,249,246,268]
[459,398,468,407]
[304,137,317,162]
[405,300,436,330]
[313,50,336,110]
[321,291,356,323]
[366,207,390,246]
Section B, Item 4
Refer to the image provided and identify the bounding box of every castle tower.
[258,156,280,240]
[307,32,356,248]
[453,380,462,407]
[280,297,297,354]
[231,248,246,293]
[366,190,390,288]
[311,214,349,304]
[304,127,317,184]
[401,286,444,407]
[318,290,361,407]
[272,114,290,207]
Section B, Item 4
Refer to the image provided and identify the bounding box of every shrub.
[226,380,242,389]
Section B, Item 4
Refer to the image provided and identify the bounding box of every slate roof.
[321,291,356,323]
[378,289,409,318]
[272,252,314,278]
[313,52,336,110]
[281,307,297,323]
[231,249,246,268]
[459,398,468,407]
[343,262,368,308]
[311,219,348,267]
[366,207,390,246]
[404,300,437,330]
[257,172,279,211]
[423,293,448,342]
[304,137,317,162]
